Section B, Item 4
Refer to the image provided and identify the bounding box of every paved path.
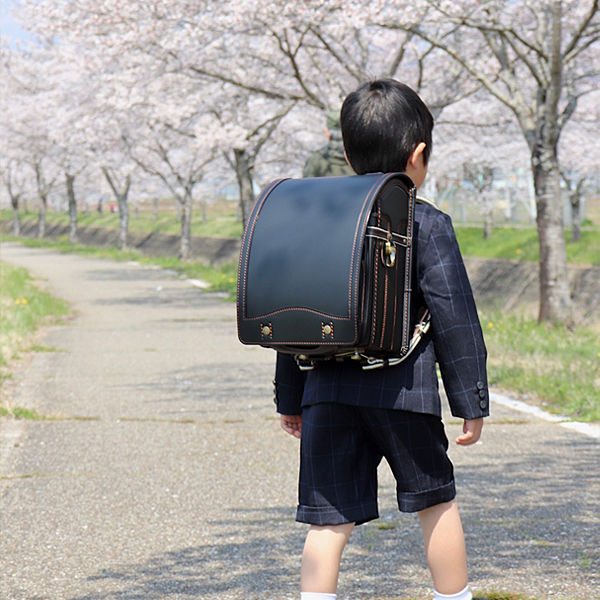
[1,243,598,600]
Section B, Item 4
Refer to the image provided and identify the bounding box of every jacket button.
[476,381,485,390]
[479,399,488,409]
[478,389,486,398]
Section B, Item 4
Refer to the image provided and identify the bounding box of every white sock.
[300,594,337,600]
[433,585,472,600]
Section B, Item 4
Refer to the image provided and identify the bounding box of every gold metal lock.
[382,240,396,267]
[262,325,271,336]
[323,324,332,335]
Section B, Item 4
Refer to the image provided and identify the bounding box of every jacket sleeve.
[274,352,306,415]
[418,210,490,420]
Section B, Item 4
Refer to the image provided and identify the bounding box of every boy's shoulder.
[415,197,448,232]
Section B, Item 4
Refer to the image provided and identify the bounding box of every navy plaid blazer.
[274,203,490,421]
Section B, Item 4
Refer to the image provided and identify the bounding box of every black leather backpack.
[237,173,430,370]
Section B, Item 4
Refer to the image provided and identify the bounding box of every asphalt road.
[1,242,598,600]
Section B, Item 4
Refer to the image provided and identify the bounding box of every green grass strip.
[0,405,48,420]
[1,208,244,239]
[482,311,600,421]
[0,261,70,386]
[454,225,599,266]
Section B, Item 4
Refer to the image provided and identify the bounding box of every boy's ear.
[407,142,427,168]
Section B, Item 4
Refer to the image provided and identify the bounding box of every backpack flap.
[237,173,415,357]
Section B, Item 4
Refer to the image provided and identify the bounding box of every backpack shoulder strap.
[416,195,442,211]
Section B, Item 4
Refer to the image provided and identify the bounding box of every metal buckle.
[381,234,396,267]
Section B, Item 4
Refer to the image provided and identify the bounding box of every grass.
[1,207,244,239]
[0,261,71,386]
[482,311,600,421]
[0,404,48,420]
[454,225,600,266]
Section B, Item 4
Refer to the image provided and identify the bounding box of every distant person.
[302,110,355,178]
[276,80,489,600]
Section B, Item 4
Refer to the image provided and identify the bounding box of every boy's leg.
[417,500,469,595]
[301,523,355,593]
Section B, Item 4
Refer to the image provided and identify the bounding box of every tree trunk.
[570,191,582,243]
[234,148,255,228]
[11,197,20,236]
[118,193,129,250]
[66,173,78,243]
[102,168,131,250]
[153,198,158,223]
[179,193,193,261]
[38,196,47,238]
[532,148,571,324]
[482,205,493,239]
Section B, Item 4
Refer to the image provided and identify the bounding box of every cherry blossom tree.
[120,72,220,260]
[558,91,600,242]
[84,74,146,250]
[432,91,531,235]
[364,0,599,323]
[34,43,92,243]
[0,158,28,235]
[16,0,211,255]
[1,42,61,237]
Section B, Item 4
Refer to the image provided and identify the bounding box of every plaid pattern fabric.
[274,203,490,420]
[296,403,456,524]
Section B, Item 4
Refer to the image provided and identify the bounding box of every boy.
[274,79,489,600]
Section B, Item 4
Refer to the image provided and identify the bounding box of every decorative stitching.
[390,252,399,350]
[402,186,414,350]
[380,261,388,348]
[370,239,380,346]
[244,307,352,321]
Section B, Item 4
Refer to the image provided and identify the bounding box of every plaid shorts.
[296,403,456,525]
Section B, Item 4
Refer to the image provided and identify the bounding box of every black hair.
[340,79,434,175]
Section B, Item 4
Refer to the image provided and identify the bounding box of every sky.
[0,0,35,46]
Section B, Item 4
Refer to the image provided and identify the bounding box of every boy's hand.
[456,418,484,446]
[280,414,302,439]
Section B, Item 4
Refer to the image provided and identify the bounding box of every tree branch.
[309,26,363,82]
[407,26,517,110]
[423,0,548,59]
[564,32,600,64]
[188,65,307,104]
[562,0,598,61]
[385,31,413,78]
[271,27,326,109]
